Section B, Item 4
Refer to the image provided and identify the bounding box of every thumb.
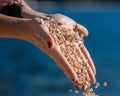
[74,23,88,37]
[34,18,55,49]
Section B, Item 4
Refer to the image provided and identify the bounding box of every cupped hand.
[47,14,96,87]
[22,11,96,89]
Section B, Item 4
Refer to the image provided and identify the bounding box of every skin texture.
[0,1,96,89]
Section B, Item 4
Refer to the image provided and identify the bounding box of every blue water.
[0,1,120,96]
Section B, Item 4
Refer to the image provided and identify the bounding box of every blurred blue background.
[0,0,120,96]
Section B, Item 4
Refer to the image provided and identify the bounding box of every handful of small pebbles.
[45,19,107,96]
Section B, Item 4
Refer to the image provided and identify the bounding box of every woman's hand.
[0,0,96,89]
[23,14,96,88]
[21,4,96,88]
[48,14,96,87]
[49,13,96,74]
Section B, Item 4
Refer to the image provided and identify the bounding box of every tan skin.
[0,1,96,89]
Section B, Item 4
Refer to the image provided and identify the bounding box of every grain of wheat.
[95,82,100,89]
[103,82,107,87]
[68,89,73,93]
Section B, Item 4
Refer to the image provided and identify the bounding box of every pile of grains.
[46,19,96,96]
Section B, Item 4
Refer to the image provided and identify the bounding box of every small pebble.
[74,90,79,94]
[68,89,72,93]
[103,82,107,87]
[95,82,100,89]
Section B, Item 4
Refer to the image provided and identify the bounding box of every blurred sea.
[0,1,120,96]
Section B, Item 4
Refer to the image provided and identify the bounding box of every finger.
[81,45,96,75]
[87,63,96,84]
[78,45,95,84]
[74,23,88,37]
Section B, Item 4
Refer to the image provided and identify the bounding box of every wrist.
[0,14,30,40]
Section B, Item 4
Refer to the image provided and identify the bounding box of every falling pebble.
[74,90,79,94]
[95,82,100,89]
[103,82,107,87]
[68,89,73,93]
